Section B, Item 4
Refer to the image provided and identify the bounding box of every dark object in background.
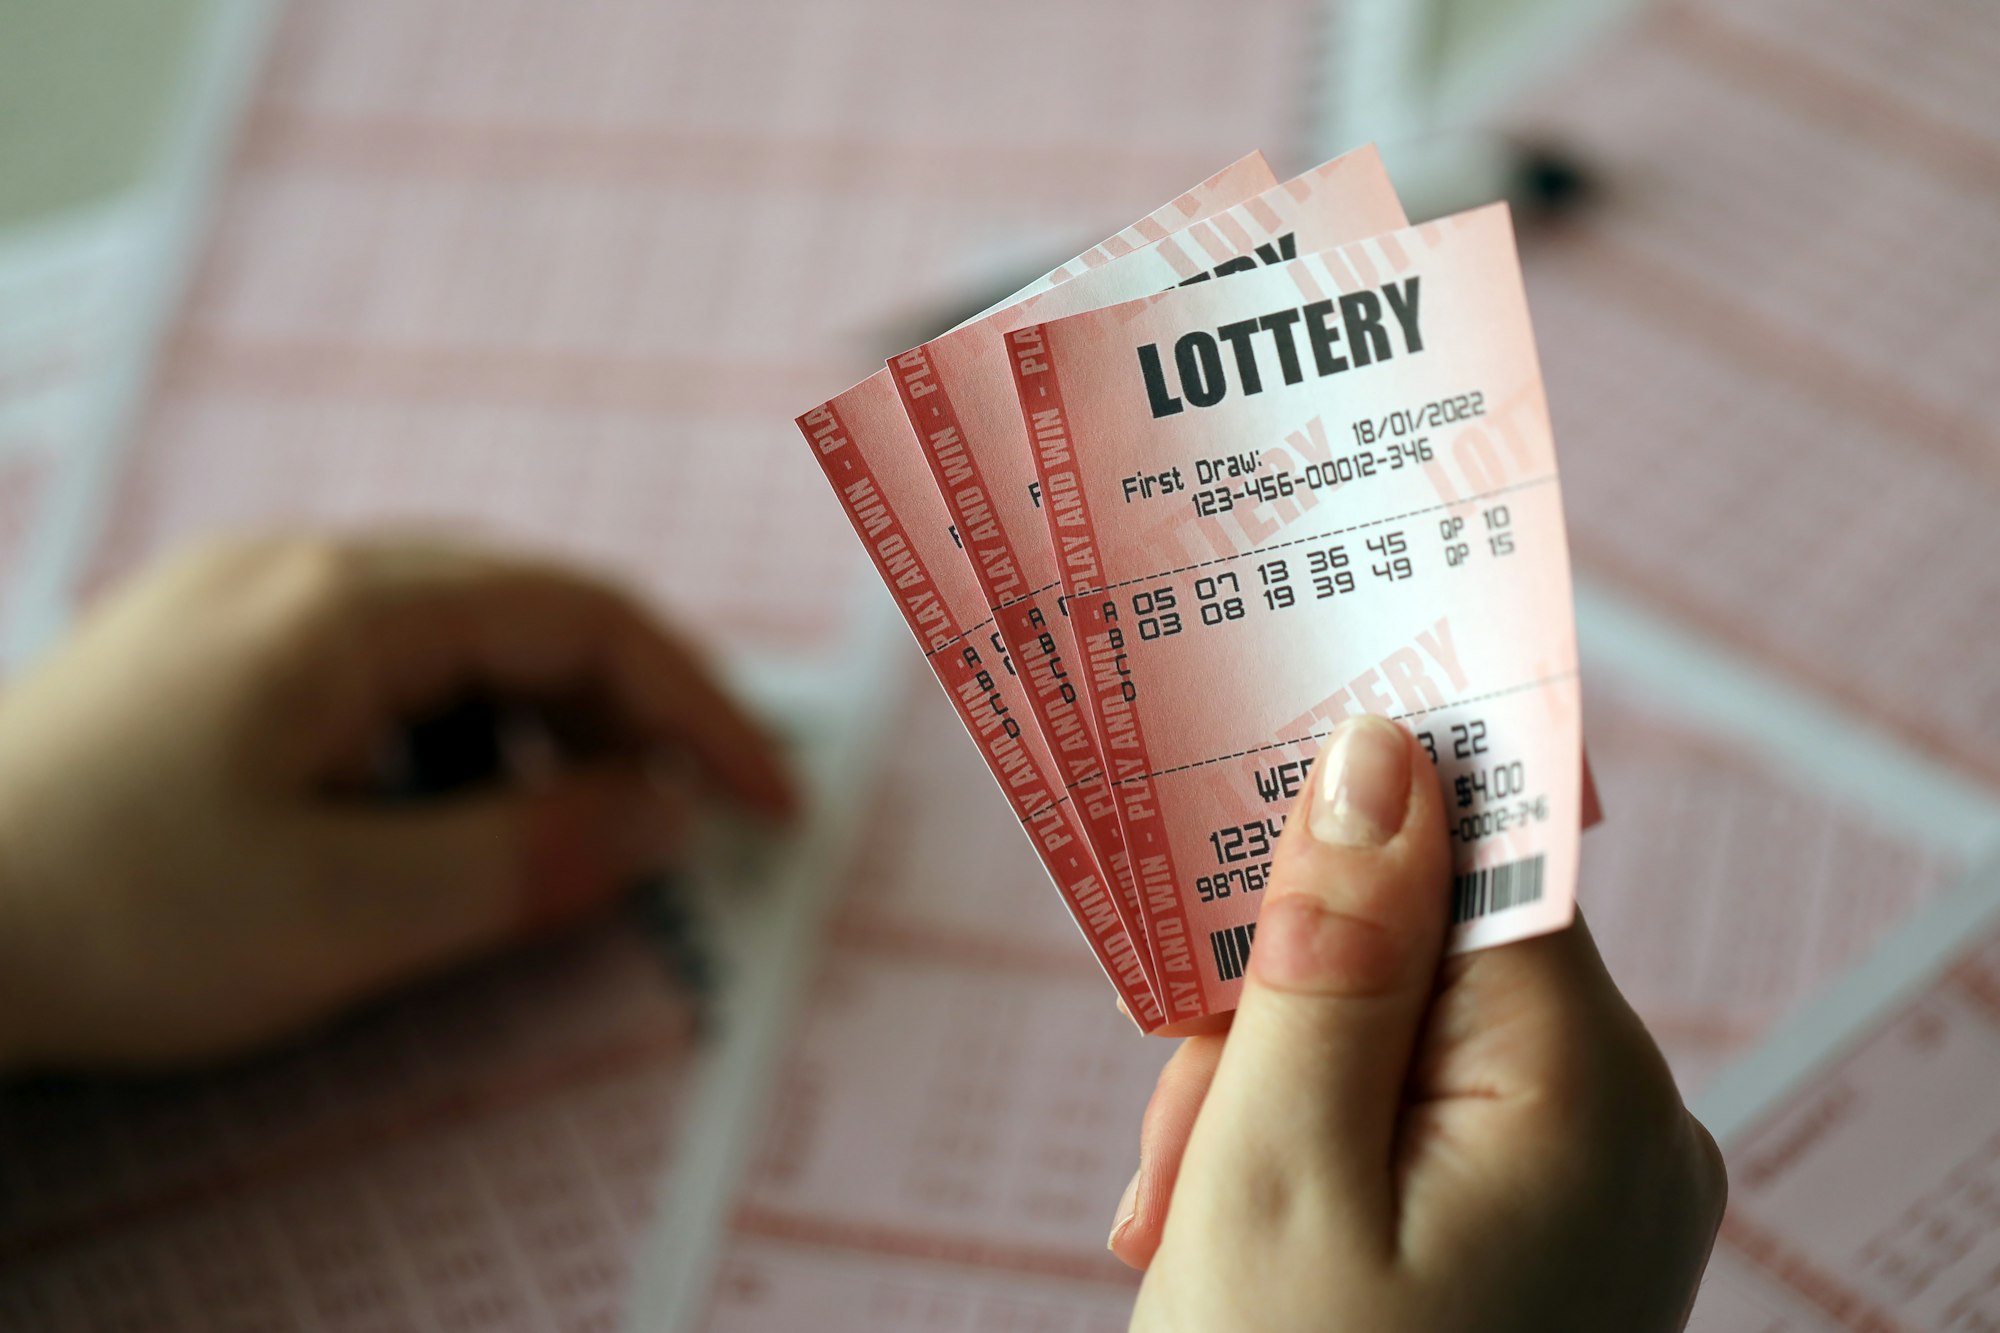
[1510,139,1597,221]
[393,691,507,797]
[384,691,718,1017]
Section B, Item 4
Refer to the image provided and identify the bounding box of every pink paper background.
[1,0,1995,1324]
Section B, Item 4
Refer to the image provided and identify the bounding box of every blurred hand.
[0,537,793,1071]
[1111,716,1723,1332]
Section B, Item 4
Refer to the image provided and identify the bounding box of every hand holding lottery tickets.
[1113,716,1726,1331]
[0,537,793,1071]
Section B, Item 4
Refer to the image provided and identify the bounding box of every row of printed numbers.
[1128,507,1514,643]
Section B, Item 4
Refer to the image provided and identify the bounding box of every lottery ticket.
[1010,202,1582,1021]
[888,147,1408,994]
[1688,857,2000,1332]
[799,157,1279,1030]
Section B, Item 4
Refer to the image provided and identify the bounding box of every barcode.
[1209,922,1257,983]
[1451,854,1546,924]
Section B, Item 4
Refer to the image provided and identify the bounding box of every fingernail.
[1107,1167,1140,1251]
[1309,715,1411,847]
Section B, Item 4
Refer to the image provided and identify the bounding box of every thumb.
[1179,714,1450,1237]
[304,764,687,988]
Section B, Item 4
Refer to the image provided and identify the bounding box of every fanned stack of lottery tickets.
[799,147,1601,1031]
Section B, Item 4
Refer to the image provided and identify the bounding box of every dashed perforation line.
[994,578,1063,612]
[920,612,997,659]
[1009,788,1074,827]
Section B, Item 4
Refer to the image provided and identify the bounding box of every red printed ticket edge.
[798,375,1164,1032]
[1003,330,1203,1009]
[1011,205,1584,1015]
[888,148,1410,1003]
[889,352,1155,978]
[798,158,1310,1029]
[864,154,1289,993]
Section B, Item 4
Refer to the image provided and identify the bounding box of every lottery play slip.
[802,147,1591,1027]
